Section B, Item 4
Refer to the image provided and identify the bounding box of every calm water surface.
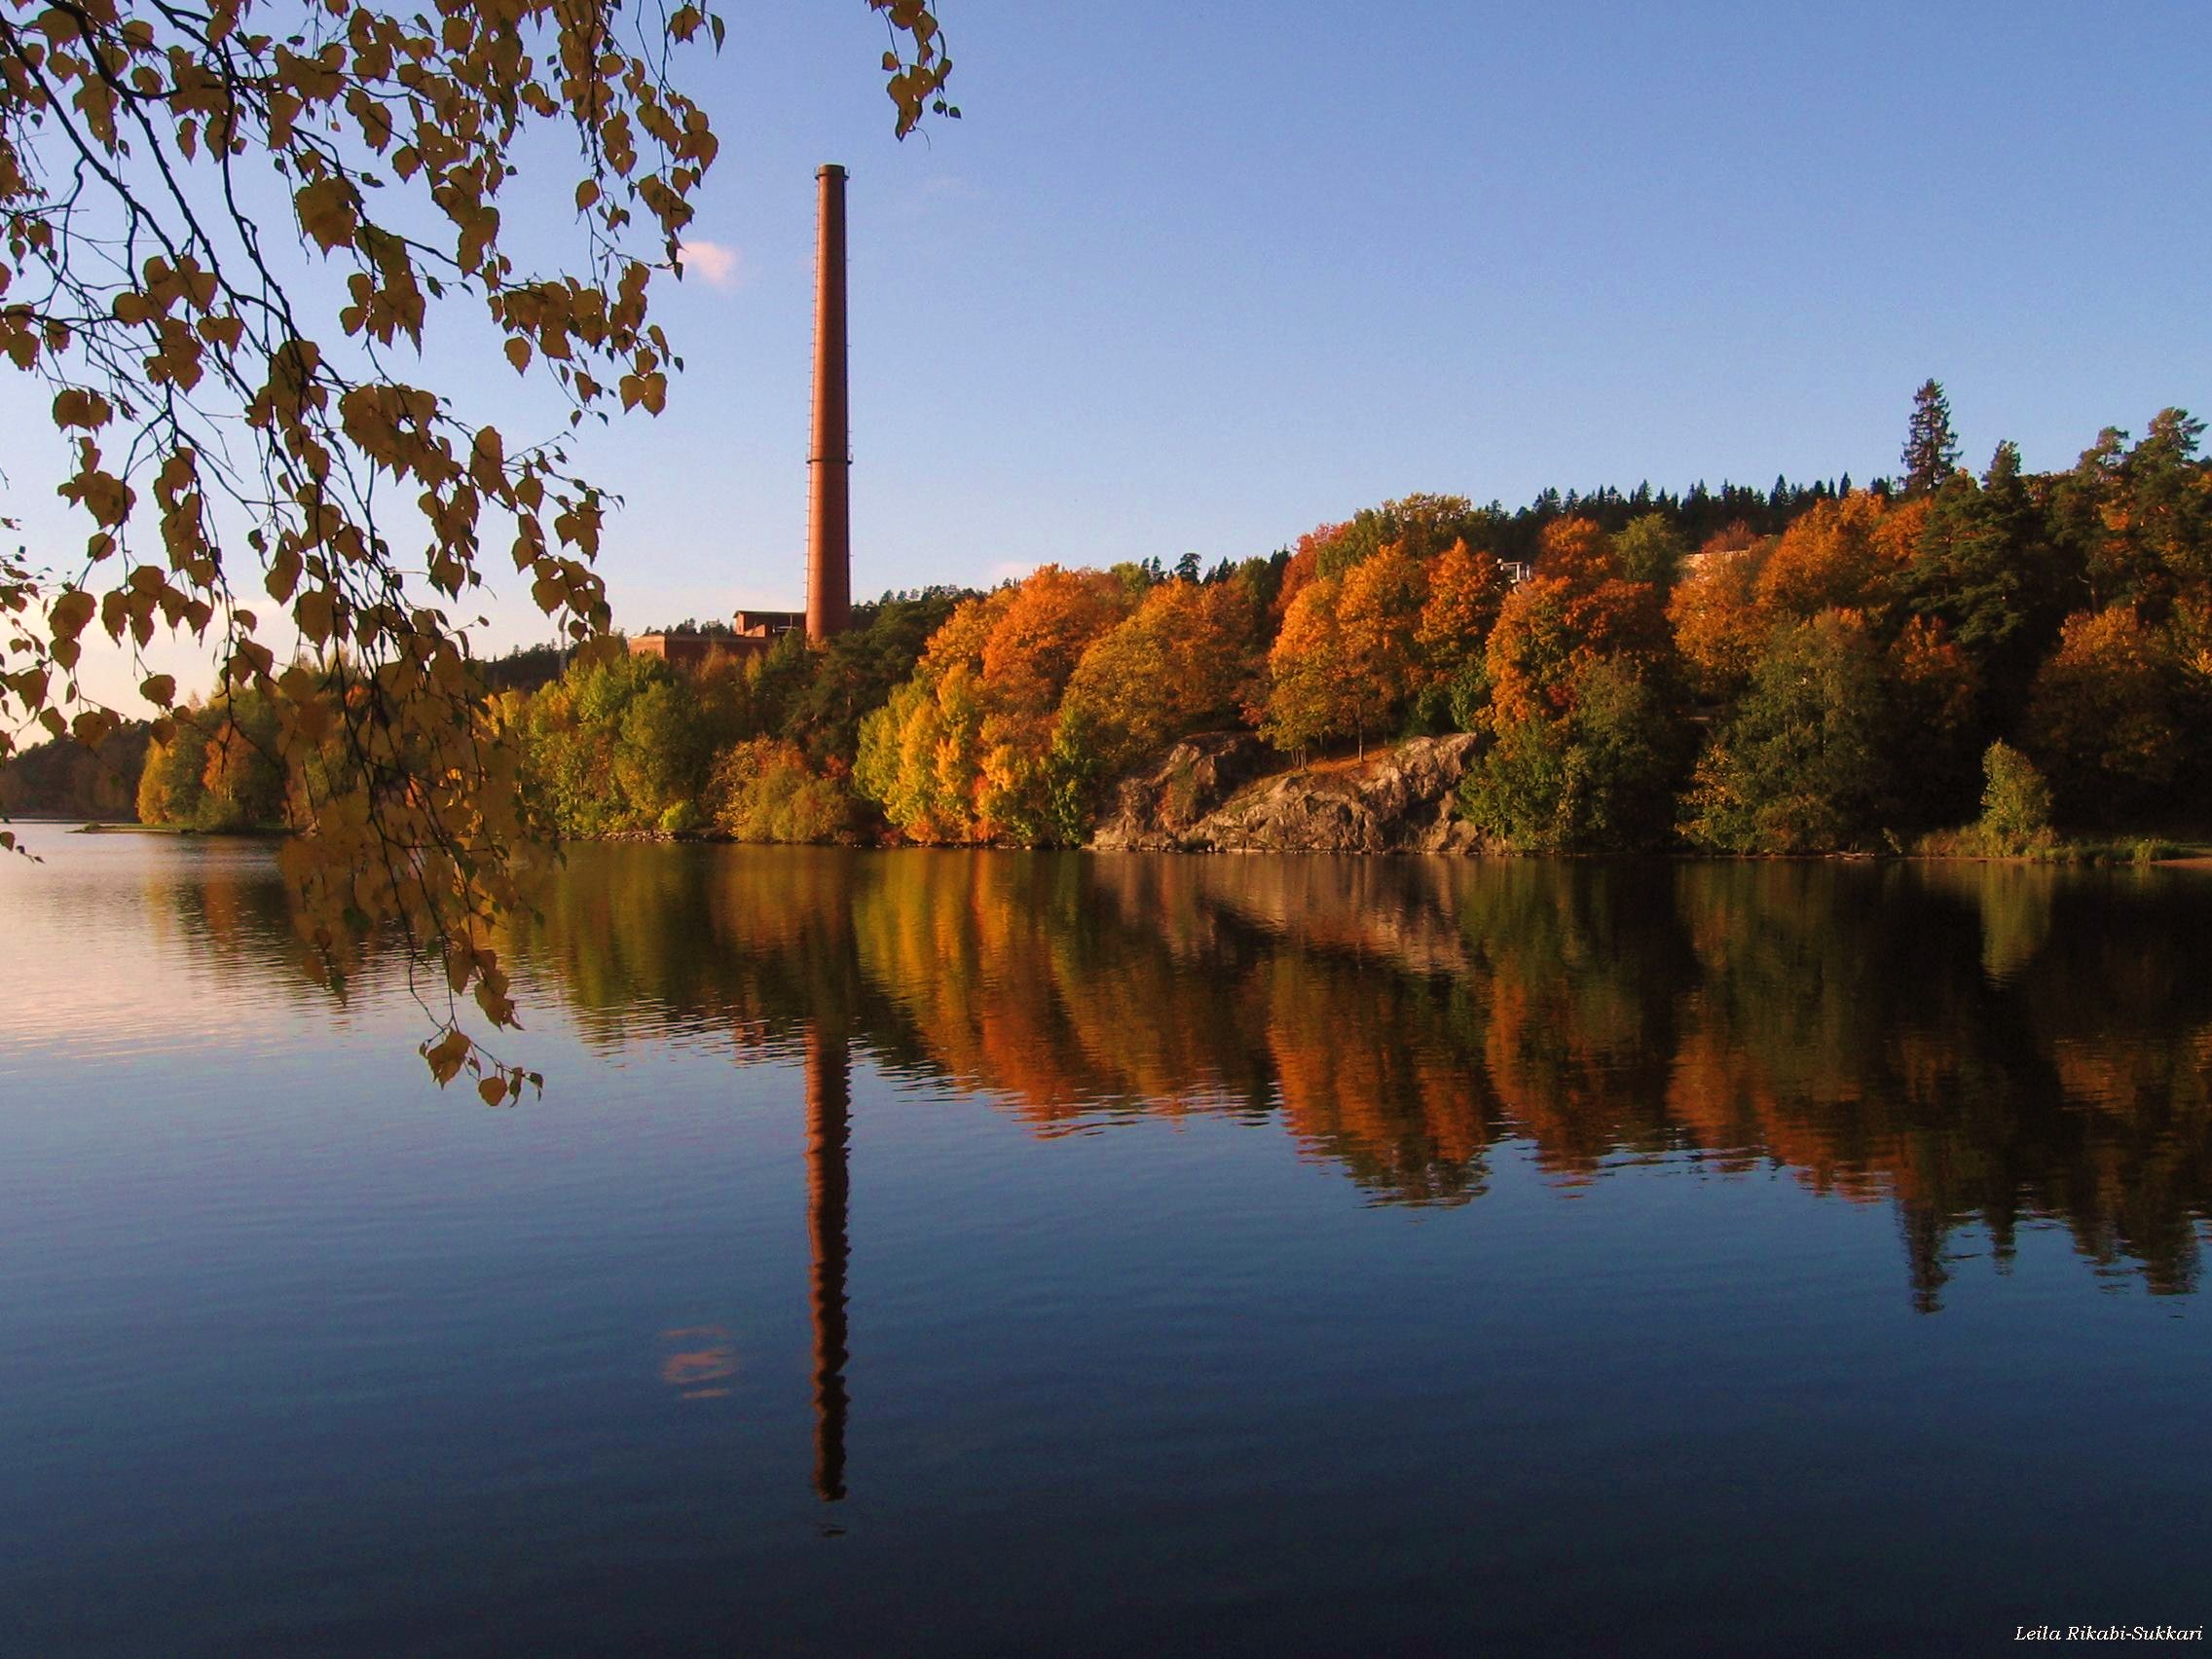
[2,833,2208,1655]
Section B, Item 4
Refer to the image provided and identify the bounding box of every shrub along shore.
[8,394,2209,859]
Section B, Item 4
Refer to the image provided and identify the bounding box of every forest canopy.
[19,391,2208,861]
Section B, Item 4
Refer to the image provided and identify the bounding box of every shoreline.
[545,832,2212,866]
[29,819,2207,866]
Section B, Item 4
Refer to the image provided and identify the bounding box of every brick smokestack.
[805,164,851,642]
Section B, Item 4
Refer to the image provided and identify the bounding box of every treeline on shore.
[10,389,2210,855]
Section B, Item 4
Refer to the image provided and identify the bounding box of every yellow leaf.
[296,588,335,644]
[52,387,113,429]
[48,588,94,640]
[294,178,356,253]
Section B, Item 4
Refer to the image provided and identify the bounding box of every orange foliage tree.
[1256,574,1347,759]
[1461,519,1683,850]
[1061,580,1256,771]
[1411,537,1508,725]
[1486,520,1671,724]
[1667,535,1773,702]
[1754,493,1924,622]
[857,568,1132,844]
[1260,544,1432,758]
[2023,608,2189,825]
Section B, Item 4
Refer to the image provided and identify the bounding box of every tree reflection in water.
[486,846,2212,1316]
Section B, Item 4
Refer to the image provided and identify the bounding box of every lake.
[2,833,2207,1655]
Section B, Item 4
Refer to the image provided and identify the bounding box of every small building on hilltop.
[630,610,805,671]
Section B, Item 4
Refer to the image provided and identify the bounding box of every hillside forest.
[9,388,2210,855]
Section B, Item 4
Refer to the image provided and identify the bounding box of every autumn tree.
[1257,574,1347,759]
[135,701,209,824]
[1271,521,1344,622]
[1332,542,1427,754]
[853,663,986,843]
[854,569,1130,845]
[1753,492,1920,623]
[1410,537,1506,728]
[1257,545,1430,759]
[854,589,1006,843]
[1485,520,1671,724]
[1461,518,1683,850]
[1060,579,1255,772]
[1667,534,1771,703]
[978,566,1129,718]
[970,565,1129,838]
[2021,608,2189,826]
[0,0,954,1095]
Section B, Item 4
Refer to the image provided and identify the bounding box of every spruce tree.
[1902,379,1963,494]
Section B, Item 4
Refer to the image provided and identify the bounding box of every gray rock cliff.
[1090,733,1489,855]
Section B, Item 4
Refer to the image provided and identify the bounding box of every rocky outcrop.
[1090,733,1491,855]
[1089,731,1274,851]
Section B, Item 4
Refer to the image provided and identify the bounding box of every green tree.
[1313,494,1493,578]
[707,738,856,843]
[195,692,285,829]
[1902,378,1963,495]
[1973,741,2054,854]
[1903,442,2068,713]
[1681,610,1897,852]
[1612,513,1689,594]
[2050,410,2211,634]
[787,591,965,762]
[136,707,212,826]
[1458,659,1679,851]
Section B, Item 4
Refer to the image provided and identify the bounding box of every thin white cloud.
[894,173,983,222]
[679,240,742,289]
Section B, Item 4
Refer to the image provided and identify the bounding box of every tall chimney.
[805,164,851,642]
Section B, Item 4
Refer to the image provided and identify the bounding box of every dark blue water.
[2,834,2206,1655]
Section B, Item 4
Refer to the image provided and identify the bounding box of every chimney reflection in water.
[804,1024,851,1502]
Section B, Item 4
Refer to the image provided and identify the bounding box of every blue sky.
[19,0,2212,705]
[600,0,2209,630]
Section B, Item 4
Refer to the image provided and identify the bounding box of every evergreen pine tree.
[1902,378,1963,494]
